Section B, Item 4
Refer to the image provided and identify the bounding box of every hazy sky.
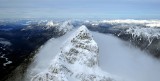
[0,0,160,19]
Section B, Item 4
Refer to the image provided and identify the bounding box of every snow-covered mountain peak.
[31,25,118,81]
[46,21,54,26]
[60,25,99,67]
[75,25,90,34]
[59,21,73,30]
[45,21,59,29]
[57,21,73,34]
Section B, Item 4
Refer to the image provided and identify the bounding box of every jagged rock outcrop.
[31,25,117,81]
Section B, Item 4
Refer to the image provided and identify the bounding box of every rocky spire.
[31,25,116,81]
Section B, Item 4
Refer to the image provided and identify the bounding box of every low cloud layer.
[92,32,160,81]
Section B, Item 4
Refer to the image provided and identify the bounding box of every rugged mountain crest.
[31,25,116,81]
[46,21,59,29]
[57,21,73,34]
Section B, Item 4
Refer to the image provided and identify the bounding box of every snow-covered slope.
[31,26,119,81]
[46,21,54,26]
[21,29,76,81]
[21,20,73,36]
[46,21,59,29]
[126,27,160,44]
[56,21,73,34]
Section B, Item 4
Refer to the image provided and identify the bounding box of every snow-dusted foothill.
[31,25,120,81]
[96,19,160,44]
[126,27,160,42]
[21,20,59,30]
[21,20,73,37]
[124,27,160,57]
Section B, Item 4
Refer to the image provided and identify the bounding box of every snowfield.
[23,28,76,81]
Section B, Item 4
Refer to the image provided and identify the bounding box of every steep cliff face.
[31,25,117,81]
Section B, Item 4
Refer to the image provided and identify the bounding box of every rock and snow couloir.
[31,25,118,81]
